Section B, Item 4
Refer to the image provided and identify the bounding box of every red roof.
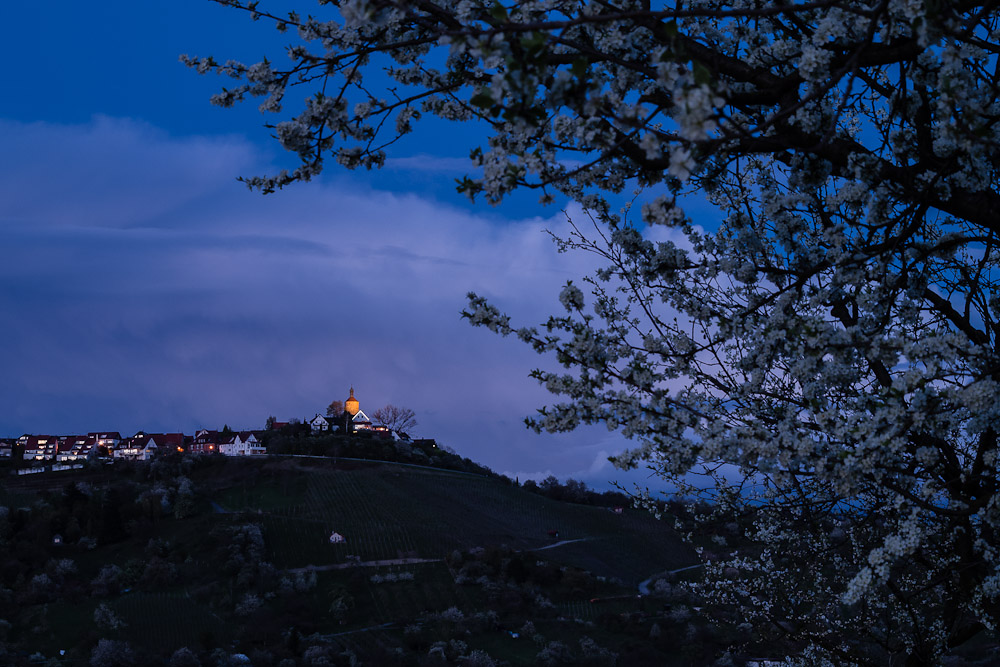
[122,433,157,448]
[195,430,221,443]
[150,433,186,448]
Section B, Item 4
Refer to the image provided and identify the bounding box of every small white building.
[222,432,266,456]
[310,414,332,433]
[115,433,159,461]
[351,410,373,432]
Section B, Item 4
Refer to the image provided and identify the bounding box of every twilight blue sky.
[0,0,688,490]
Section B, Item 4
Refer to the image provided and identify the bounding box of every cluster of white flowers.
[369,570,415,583]
[557,282,585,312]
[668,147,695,183]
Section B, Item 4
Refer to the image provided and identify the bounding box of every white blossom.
[194,2,1000,661]
[668,147,695,182]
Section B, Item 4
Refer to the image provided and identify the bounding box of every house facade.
[115,433,158,461]
[220,431,266,456]
[56,436,97,461]
[22,435,58,461]
[89,432,122,455]
[310,414,332,433]
[149,433,186,454]
[190,430,222,455]
[237,432,266,456]
[351,409,374,432]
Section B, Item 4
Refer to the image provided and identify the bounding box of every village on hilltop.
[0,387,415,472]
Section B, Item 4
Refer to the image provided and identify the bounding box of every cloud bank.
[0,115,663,487]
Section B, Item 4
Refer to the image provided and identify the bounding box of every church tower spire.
[345,386,360,416]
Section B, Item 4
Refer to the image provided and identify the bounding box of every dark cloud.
[0,117,258,229]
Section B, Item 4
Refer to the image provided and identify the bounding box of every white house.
[351,410,373,432]
[240,432,266,456]
[115,433,159,461]
[222,431,266,456]
[310,414,332,433]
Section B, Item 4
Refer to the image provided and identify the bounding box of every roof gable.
[151,433,185,447]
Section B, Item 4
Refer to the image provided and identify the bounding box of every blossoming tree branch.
[186,1,1000,663]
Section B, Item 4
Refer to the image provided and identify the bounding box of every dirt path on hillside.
[637,563,703,594]
[530,537,592,552]
[282,537,595,574]
[284,556,442,574]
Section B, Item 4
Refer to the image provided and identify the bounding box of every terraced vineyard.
[213,459,695,584]
[2,457,706,665]
[109,592,225,653]
[358,563,482,621]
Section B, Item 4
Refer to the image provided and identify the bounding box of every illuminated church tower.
[345,387,360,416]
[342,387,372,433]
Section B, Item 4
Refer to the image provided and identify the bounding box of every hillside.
[0,455,725,667]
[210,457,694,584]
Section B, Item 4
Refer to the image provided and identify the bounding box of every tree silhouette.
[372,405,417,433]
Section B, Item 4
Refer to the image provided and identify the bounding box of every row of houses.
[0,428,266,463]
[2,390,409,464]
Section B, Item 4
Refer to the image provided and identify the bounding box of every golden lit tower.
[345,387,360,416]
